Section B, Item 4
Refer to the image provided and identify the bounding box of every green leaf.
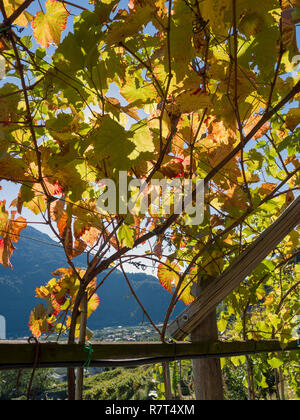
[118,225,135,248]
[106,5,154,46]
[129,122,155,161]
[89,115,136,172]
[218,317,228,332]
[120,76,157,108]
[268,357,284,369]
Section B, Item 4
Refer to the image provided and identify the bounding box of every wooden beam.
[191,280,224,400]
[0,340,297,369]
[168,196,300,340]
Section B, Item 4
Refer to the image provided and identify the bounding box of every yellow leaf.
[176,90,211,114]
[3,0,33,26]
[107,6,153,46]
[264,296,275,306]
[35,286,50,299]
[285,108,300,131]
[87,293,100,319]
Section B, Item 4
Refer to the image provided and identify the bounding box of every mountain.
[0,227,185,338]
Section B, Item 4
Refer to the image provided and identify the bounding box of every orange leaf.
[50,200,64,221]
[28,304,50,338]
[10,217,27,243]
[259,183,277,196]
[157,261,180,293]
[87,293,100,318]
[0,237,13,268]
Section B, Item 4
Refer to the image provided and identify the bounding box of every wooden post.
[162,362,173,400]
[75,292,88,401]
[191,279,224,400]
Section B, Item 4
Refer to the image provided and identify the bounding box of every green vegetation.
[43,367,155,401]
[1,345,299,400]
[0,369,55,400]
[83,367,154,401]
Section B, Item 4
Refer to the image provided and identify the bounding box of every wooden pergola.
[0,197,299,399]
[166,195,300,399]
[168,196,300,340]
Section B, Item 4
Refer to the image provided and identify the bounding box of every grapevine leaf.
[157,261,180,293]
[285,108,300,131]
[268,357,284,369]
[28,303,51,338]
[87,293,100,319]
[118,224,135,248]
[32,0,70,48]
[3,0,33,26]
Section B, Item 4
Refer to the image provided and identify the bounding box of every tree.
[0,0,299,400]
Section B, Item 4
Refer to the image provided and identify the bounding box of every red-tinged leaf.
[0,237,13,269]
[0,37,10,52]
[50,294,62,314]
[28,303,51,338]
[157,261,180,293]
[32,0,69,48]
[74,220,100,248]
[128,0,135,9]
[160,158,185,179]
[157,260,194,305]
[44,178,63,196]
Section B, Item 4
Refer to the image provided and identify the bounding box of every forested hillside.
[0,227,184,337]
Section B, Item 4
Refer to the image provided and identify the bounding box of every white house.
[0,315,6,340]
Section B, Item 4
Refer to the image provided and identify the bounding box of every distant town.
[93,324,163,342]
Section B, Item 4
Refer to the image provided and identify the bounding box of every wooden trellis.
[0,340,298,370]
[0,198,299,374]
[168,196,300,340]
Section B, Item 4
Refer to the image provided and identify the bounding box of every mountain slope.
[0,227,184,337]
